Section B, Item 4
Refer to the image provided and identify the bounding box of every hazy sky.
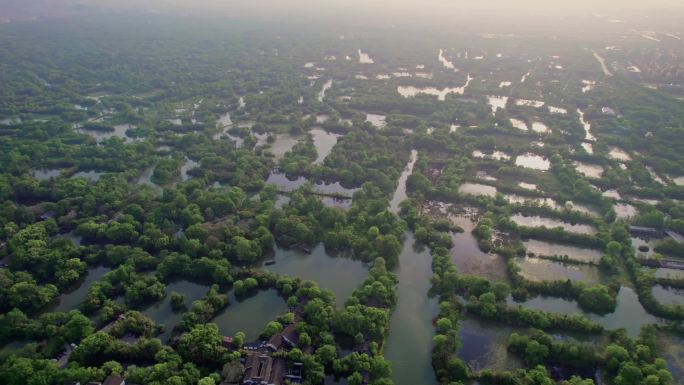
[71,0,684,14]
[3,0,684,28]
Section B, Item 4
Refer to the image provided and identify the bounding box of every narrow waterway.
[389,149,417,213]
[384,233,438,385]
[592,51,613,76]
[318,79,333,102]
[384,149,438,385]
[49,265,111,313]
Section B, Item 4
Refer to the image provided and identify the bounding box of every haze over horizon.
[3,0,684,29]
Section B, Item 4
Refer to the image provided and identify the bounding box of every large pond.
[398,85,464,101]
[515,154,550,170]
[358,49,374,64]
[214,289,287,340]
[450,215,508,281]
[588,286,662,335]
[266,172,307,192]
[614,203,638,219]
[523,239,603,264]
[472,150,510,161]
[510,214,597,234]
[48,266,111,313]
[567,202,600,217]
[266,172,357,198]
[574,162,604,179]
[32,169,63,181]
[270,134,301,159]
[515,99,545,108]
[72,171,105,182]
[397,75,472,101]
[476,171,497,182]
[384,233,439,385]
[507,287,659,337]
[548,106,567,115]
[142,280,209,342]
[76,124,140,144]
[487,95,508,113]
[366,113,386,128]
[505,195,560,209]
[261,244,368,307]
[652,285,684,307]
[655,268,684,280]
[510,118,528,131]
[459,183,497,197]
[530,121,550,134]
[310,128,340,165]
[458,317,523,371]
[608,148,631,161]
[314,181,358,197]
[515,257,605,285]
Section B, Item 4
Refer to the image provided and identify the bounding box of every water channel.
[385,149,439,385]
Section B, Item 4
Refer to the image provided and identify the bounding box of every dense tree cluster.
[1,12,684,385]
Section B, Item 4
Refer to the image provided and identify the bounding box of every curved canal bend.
[384,150,439,385]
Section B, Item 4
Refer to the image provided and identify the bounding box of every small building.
[267,324,299,351]
[629,225,666,238]
[243,354,278,385]
[242,341,276,352]
[284,362,304,384]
